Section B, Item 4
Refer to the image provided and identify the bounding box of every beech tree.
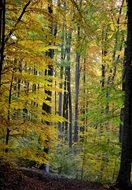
[0,0,130,184]
[117,0,132,189]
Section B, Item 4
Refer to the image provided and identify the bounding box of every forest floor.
[0,162,118,190]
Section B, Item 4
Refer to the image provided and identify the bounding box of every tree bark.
[117,0,132,188]
[62,31,72,145]
[58,66,63,137]
[5,65,14,152]
[83,58,87,131]
[66,32,72,147]
[74,35,80,142]
[41,0,57,172]
[63,73,69,141]
[0,0,5,86]
[58,23,65,138]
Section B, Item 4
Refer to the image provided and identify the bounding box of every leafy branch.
[4,0,32,44]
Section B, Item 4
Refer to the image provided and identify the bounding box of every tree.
[0,0,5,85]
[41,0,57,172]
[74,0,82,143]
[117,0,132,189]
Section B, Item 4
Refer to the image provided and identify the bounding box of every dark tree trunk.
[101,27,110,129]
[5,67,14,152]
[74,29,80,143]
[111,0,125,83]
[62,31,72,145]
[0,0,5,86]
[58,66,63,137]
[41,0,57,172]
[66,32,72,147]
[83,58,87,130]
[68,78,72,147]
[54,70,57,114]
[117,0,132,188]
[101,64,106,89]
[63,73,69,141]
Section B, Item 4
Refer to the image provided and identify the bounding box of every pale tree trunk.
[74,27,80,143]
[58,23,65,138]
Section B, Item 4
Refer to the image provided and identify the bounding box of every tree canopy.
[1,0,132,189]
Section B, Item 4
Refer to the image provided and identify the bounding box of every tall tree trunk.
[83,58,87,131]
[74,26,80,143]
[58,66,63,138]
[101,27,110,129]
[58,23,65,138]
[5,64,15,152]
[117,0,132,188]
[41,0,57,172]
[62,31,72,145]
[66,32,72,147]
[0,0,5,86]
[63,73,69,142]
[80,58,87,141]
[54,70,57,114]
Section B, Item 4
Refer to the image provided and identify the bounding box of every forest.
[0,0,132,190]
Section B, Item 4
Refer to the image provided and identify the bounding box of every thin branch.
[4,0,32,44]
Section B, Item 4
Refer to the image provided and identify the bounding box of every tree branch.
[4,0,31,44]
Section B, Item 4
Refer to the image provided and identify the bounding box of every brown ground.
[0,162,117,190]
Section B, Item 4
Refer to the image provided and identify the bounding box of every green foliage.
[50,127,120,183]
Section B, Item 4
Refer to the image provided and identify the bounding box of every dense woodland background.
[0,0,130,186]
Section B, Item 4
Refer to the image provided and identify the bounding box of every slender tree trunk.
[63,73,69,142]
[80,58,87,140]
[101,27,110,129]
[117,1,132,188]
[58,24,65,138]
[67,65,72,147]
[83,58,87,131]
[54,70,57,114]
[111,0,125,83]
[58,66,63,137]
[101,64,106,89]
[5,67,14,152]
[74,25,81,143]
[66,32,72,147]
[0,0,5,86]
